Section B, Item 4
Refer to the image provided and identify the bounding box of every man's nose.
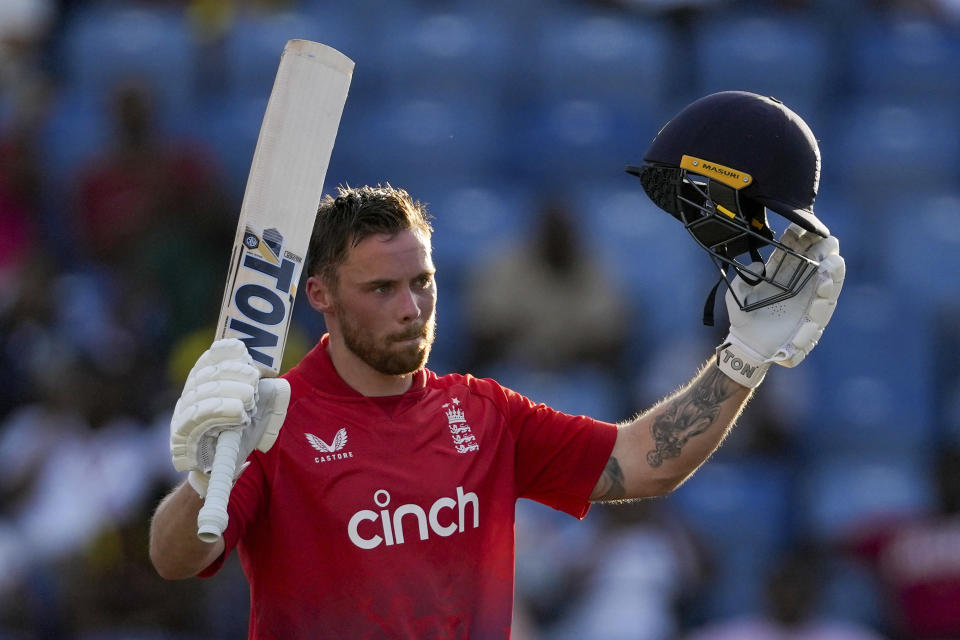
[397,287,423,323]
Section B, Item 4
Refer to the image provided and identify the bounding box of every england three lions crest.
[443,398,479,454]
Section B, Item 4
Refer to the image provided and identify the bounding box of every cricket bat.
[196,40,353,542]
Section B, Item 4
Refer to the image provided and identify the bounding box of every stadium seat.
[850,16,960,106]
[816,555,888,630]
[424,180,534,279]
[572,181,718,337]
[371,6,519,105]
[508,98,654,185]
[691,11,832,128]
[37,93,110,190]
[222,10,335,100]
[337,97,506,191]
[667,458,794,618]
[800,283,937,456]
[58,4,198,131]
[532,7,674,119]
[881,190,960,313]
[826,100,960,201]
[799,453,936,543]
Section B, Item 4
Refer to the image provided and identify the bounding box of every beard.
[335,301,436,376]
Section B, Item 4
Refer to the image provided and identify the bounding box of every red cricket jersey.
[201,335,618,639]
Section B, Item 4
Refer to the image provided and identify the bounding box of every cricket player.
[149,92,845,638]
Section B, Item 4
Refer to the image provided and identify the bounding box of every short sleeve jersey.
[202,336,618,639]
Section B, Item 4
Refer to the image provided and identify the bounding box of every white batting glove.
[716,224,845,388]
[170,338,290,497]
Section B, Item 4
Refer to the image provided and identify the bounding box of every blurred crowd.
[2,0,960,638]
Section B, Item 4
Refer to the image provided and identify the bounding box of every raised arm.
[592,225,845,502]
[592,363,750,501]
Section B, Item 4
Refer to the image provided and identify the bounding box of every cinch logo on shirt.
[347,487,479,550]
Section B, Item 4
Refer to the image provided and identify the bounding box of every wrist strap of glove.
[715,337,770,388]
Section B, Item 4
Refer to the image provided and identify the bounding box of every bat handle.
[197,428,243,543]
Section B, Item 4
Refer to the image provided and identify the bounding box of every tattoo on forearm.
[594,456,626,501]
[647,366,740,468]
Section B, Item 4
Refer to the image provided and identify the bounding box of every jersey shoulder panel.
[427,371,515,414]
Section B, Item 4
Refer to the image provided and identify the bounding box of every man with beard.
[149,176,842,638]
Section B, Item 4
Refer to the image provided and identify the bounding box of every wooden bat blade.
[216,40,354,377]
[198,40,353,543]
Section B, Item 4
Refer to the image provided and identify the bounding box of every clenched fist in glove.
[170,338,290,497]
[717,224,845,388]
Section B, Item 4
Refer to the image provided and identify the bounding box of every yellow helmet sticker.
[681,155,753,190]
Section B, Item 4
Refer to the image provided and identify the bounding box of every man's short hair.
[307,184,433,288]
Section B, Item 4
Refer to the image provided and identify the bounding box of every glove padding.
[717,224,845,388]
[170,338,290,496]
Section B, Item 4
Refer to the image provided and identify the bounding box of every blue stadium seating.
[335,96,506,191]
[37,93,110,189]
[508,97,654,185]
[668,458,794,618]
[798,452,936,543]
[21,3,960,636]
[222,10,335,100]
[800,283,937,455]
[58,4,198,131]
[532,8,674,119]
[825,100,960,201]
[370,5,521,106]
[881,189,960,313]
[816,555,889,630]
[691,11,832,129]
[572,181,718,337]
[424,180,535,279]
[850,16,960,106]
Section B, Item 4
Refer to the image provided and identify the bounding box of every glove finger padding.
[176,350,260,417]
[171,338,259,474]
[718,228,845,387]
[175,379,257,417]
[192,338,253,371]
[169,338,292,496]
[171,396,251,473]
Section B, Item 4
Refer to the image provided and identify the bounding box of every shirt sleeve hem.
[546,421,619,519]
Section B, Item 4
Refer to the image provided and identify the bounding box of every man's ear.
[305,275,334,314]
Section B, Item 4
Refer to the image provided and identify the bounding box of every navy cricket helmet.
[626,91,828,323]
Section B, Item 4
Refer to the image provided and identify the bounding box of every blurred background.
[2,0,960,638]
